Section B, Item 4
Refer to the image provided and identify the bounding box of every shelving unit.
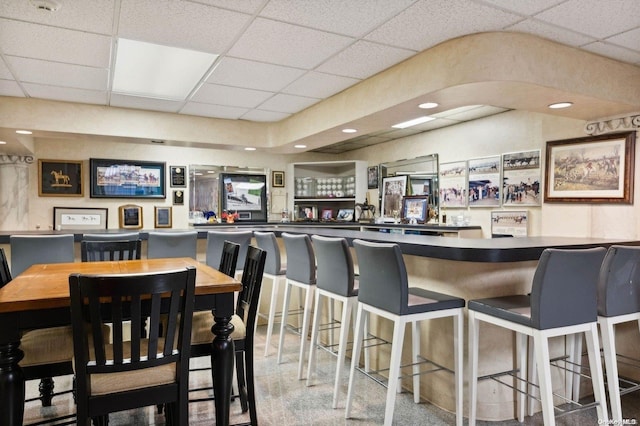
[287,160,367,220]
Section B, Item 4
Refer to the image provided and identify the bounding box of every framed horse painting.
[38,159,83,197]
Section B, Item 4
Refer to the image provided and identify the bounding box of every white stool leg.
[600,317,622,423]
[329,298,335,349]
[363,311,370,373]
[306,290,323,387]
[264,275,281,357]
[411,321,421,403]
[567,333,583,402]
[332,297,354,409]
[527,335,537,416]
[516,332,527,423]
[468,310,479,426]
[585,323,609,423]
[533,331,555,426]
[453,310,463,426]
[297,284,315,380]
[384,318,405,426]
[277,279,293,364]
[345,304,365,419]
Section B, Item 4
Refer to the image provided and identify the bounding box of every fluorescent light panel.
[392,116,435,129]
[113,38,218,101]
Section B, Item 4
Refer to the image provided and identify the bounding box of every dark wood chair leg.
[235,350,248,412]
[246,344,258,426]
[39,377,54,406]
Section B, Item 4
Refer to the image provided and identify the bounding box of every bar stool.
[254,231,287,357]
[206,230,252,279]
[468,247,608,426]
[147,230,198,259]
[277,232,316,380]
[596,245,640,423]
[306,235,358,408]
[345,239,464,426]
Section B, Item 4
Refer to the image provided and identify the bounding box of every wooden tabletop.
[0,257,241,313]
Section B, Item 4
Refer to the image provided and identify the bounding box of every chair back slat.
[0,248,12,288]
[237,246,267,338]
[82,232,140,241]
[219,241,240,276]
[81,240,142,262]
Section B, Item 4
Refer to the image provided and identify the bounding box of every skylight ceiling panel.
[110,94,182,113]
[259,0,416,37]
[118,0,252,54]
[181,102,249,120]
[22,83,107,105]
[228,18,354,69]
[7,56,108,91]
[0,19,111,68]
[282,71,360,99]
[191,84,274,109]
[317,40,415,80]
[365,0,521,51]
[257,93,320,114]
[206,58,306,92]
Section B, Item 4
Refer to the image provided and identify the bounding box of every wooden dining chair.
[69,266,197,426]
[81,239,142,262]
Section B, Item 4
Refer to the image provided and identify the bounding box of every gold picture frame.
[38,159,83,197]
[118,204,143,229]
[154,206,172,228]
[272,170,285,188]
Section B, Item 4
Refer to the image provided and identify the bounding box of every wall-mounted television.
[220,173,267,222]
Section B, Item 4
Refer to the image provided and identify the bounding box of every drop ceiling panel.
[192,0,266,14]
[506,19,597,47]
[240,109,291,122]
[282,72,360,98]
[23,84,107,105]
[473,0,565,15]
[181,102,249,120]
[192,84,274,108]
[6,57,108,91]
[257,93,320,114]
[206,57,306,92]
[0,79,24,97]
[607,28,640,53]
[0,60,13,79]
[227,17,354,69]
[109,94,182,113]
[583,41,640,65]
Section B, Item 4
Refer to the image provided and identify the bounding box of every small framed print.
[118,204,143,229]
[170,166,186,187]
[321,208,333,220]
[38,159,83,197]
[272,171,285,188]
[154,206,172,228]
[173,190,184,205]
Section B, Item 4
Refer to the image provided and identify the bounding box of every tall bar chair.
[276,233,316,380]
[345,239,464,426]
[468,247,608,426]
[206,230,253,279]
[147,231,198,260]
[306,235,358,408]
[253,231,287,357]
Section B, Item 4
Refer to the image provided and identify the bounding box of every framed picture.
[321,208,333,220]
[221,173,268,222]
[367,166,379,189]
[502,150,541,206]
[381,175,407,221]
[154,206,172,228]
[38,159,83,197]
[491,210,528,237]
[468,156,501,208]
[297,205,317,220]
[336,208,354,221]
[118,204,143,229]
[173,190,184,205]
[170,166,186,187]
[90,158,166,199]
[401,195,428,224]
[272,171,285,188]
[439,161,468,208]
[53,207,108,230]
[544,131,635,204]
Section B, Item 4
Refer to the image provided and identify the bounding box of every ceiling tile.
[240,109,291,122]
[0,59,13,79]
[192,83,274,108]
[365,0,521,51]
[282,71,360,98]
[605,27,640,53]
[507,18,596,47]
[0,79,24,97]
[190,0,266,14]
[23,83,107,105]
[581,41,640,65]
[535,0,640,39]
[0,0,115,35]
[118,0,252,53]
[228,17,354,69]
[180,102,249,119]
[206,57,306,92]
[0,18,111,68]
[259,0,416,37]
[471,0,565,16]
[257,93,320,114]
[317,40,415,79]
[109,94,182,112]
[6,56,108,91]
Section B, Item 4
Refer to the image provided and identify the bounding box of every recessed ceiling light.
[0,141,7,145]
[342,128,357,133]
[16,130,32,135]
[392,116,436,129]
[113,38,218,101]
[244,147,256,151]
[548,102,573,109]
[418,102,439,109]
[294,144,307,149]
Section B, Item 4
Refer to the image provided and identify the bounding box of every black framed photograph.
[221,173,267,222]
[170,166,186,187]
[401,195,428,224]
[53,207,108,230]
[154,206,172,228]
[38,159,83,197]
[173,190,184,205]
[272,171,285,188]
[544,131,635,204]
[118,204,143,229]
[367,166,379,189]
[90,158,166,199]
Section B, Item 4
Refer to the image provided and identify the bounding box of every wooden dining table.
[0,257,242,426]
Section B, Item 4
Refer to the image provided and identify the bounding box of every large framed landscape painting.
[544,132,635,204]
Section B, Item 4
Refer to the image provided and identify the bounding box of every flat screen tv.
[220,173,267,222]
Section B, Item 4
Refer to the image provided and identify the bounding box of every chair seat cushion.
[20,326,74,367]
[190,311,245,345]
[406,287,465,315]
[468,295,532,328]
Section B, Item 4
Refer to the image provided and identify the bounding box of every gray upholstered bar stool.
[306,235,358,408]
[596,245,640,423]
[345,239,464,426]
[206,230,252,279]
[147,230,198,259]
[468,247,608,426]
[254,231,287,357]
[277,232,316,380]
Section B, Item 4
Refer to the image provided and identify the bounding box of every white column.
[0,158,31,230]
